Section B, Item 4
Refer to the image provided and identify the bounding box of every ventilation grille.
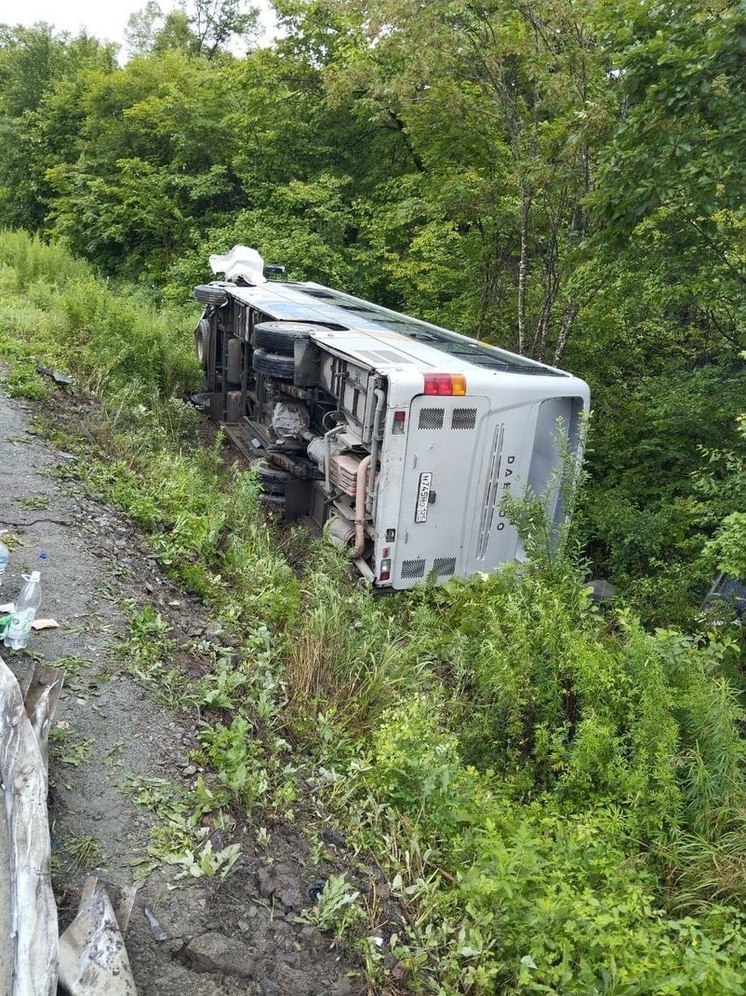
[401,559,426,579]
[451,408,477,430]
[418,408,445,430]
[398,558,456,581]
[358,348,412,365]
[476,424,505,560]
[433,557,457,577]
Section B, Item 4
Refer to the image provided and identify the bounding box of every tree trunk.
[553,299,579,365]
[517,183,530,355]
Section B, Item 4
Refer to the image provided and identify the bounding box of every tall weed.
[284,544,424,731]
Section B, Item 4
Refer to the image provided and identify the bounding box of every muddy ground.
[0,383,368,995]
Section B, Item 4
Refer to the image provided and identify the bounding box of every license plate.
[414,472,432,523]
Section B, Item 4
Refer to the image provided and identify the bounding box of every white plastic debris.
[59,878,138,995]
[0,657,63,995]
[31,619,59,631]
[208,245,266,284]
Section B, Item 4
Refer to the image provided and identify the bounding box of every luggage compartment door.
[392,396,489,588]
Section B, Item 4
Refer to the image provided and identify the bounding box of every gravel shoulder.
[0,385,363,996]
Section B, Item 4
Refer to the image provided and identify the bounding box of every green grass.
[60,833,105,871]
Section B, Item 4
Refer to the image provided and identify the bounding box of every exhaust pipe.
[350,455,371,559]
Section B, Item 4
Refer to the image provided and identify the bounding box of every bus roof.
[220,279,569,378]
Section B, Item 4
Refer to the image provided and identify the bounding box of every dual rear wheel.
[255,460,296,511]
[251,321,317,380]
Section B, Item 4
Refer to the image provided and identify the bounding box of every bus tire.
[257,462,294,495]
[260,493,286,512]
[194,284,228,305]
[254,321,315,353]
[195,318,211,369]
[252,348,295,380]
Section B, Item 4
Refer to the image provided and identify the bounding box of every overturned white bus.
[194,246,590,590]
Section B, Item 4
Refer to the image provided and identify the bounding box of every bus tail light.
[392,410,406,434]
[379,558,392,581]
[423,373,467,396]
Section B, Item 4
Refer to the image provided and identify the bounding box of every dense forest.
[0,0,744,619]
[0,0,745,991]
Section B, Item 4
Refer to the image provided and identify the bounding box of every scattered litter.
[36,365,73,386]
[0,602,14,613]
[307,879,326,904]
[32,618,59,631]
[143,905,169,942]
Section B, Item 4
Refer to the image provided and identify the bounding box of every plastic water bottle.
[0,539,8,587]
[3,570,42,650]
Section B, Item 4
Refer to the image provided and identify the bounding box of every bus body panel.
[193,249,590,590]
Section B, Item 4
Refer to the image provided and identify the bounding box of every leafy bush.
[318,566,746,991]
[0,229,199,400]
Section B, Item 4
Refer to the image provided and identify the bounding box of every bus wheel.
[253,321,315,353]
[194,284,228,305]
[195,318,210,369]
[256,462,294,495]
[252,348,294,380]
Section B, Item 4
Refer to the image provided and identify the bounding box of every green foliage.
[699,413,746,579]
[0,230,199,400]
[0,25,117,230]
[708,513,746,580]
[576,364,746,621]
[126,0,260,60]
[317,566,746,990]
[125,775,241,880]
[368,695,462,833]
[198,714,268,806]
[594,0,745,337]
[280,541,432,738]
[115,599,187,699]
[0,327,50,399]
[298,873,366,937]
[197,651,249,710]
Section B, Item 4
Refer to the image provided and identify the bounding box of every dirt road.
[0,386,360,995]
